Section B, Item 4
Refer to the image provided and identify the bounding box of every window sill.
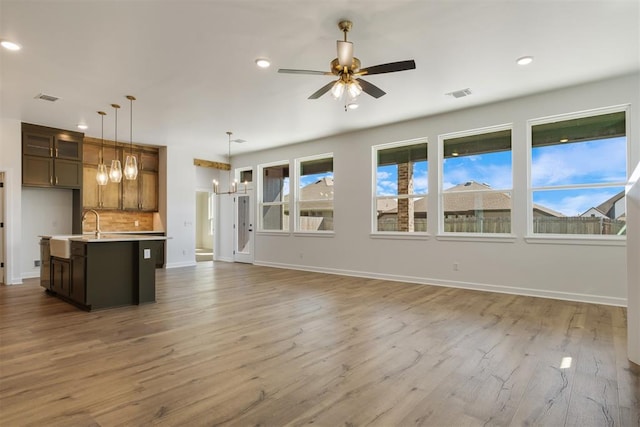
[370,232,431,240]
[256,231,291,237]
[436,234,517,243]
[293,231,335,238]
[525,235,626,246]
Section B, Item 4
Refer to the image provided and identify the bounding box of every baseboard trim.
[253,261,627,307]
[165,261,198,269]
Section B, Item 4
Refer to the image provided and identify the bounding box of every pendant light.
[95,111,109,185]
[123,95,138,180]
[109,103,123,183]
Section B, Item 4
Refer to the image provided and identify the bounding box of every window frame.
[294,152,335,235]
[526,105,629,241]
[438,124,514,237]
[371,137,429,237]
[257,160,291,234]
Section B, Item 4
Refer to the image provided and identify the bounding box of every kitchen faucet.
[82,209,101,238]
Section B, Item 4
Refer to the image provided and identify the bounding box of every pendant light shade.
[109,103,123,183]
[96,110,109,186]
[124,95,138,180]
[97,163,109,185]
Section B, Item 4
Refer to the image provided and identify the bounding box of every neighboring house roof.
[378,181,563,217]
[581,190,625,219]
[285,177,334,211]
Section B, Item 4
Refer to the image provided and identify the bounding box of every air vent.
[34,93,60,102]
[446,88,472,99]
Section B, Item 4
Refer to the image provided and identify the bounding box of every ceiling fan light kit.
[278,19,416,109]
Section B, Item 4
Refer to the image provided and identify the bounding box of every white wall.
[229,73,639,306]
[164,145,198,268]
[21,187,73,278]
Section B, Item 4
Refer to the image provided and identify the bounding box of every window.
[530,108,627,236]
[259,162,289,231]
[296,154,334,232]
[239,169,253,184]
[441,127,512,234]
[374,140,428,233]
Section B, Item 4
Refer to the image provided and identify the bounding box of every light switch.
[143,248,151,259]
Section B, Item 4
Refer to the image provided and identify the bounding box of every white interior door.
[234,191,254,263]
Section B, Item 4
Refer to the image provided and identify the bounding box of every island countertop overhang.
[41,234,169,243]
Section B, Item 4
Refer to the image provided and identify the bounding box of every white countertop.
[42,234,169,243]
[70,234,169,243]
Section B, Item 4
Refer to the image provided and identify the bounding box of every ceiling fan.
[278,20,416,104]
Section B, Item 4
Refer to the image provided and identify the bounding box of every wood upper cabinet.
[83,141,122,209]
[22,123,83,189]
[140,170,158,211]
[122,149,158,211]
[83,139,158,211]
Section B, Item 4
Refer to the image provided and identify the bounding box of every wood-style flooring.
[1,262,639,426]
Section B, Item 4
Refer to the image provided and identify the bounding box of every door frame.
[233,187,254,264]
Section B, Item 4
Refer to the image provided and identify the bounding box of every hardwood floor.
[1,262,638,426]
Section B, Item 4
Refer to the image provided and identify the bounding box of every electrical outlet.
[134,220,139,227]
[34,260,41,267]
[453,262,459,271]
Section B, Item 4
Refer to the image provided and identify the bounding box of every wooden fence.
[377,216,626,235]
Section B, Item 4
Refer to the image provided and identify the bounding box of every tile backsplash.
[82,210,158,232]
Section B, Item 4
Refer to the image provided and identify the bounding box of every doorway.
[195,190,214,262]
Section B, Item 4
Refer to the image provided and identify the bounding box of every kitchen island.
[40,234,168,311]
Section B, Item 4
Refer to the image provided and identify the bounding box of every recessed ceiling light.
[77,124,88,130]
[255,58,271,68]
[516,56,534,66]
[559,138,569,143]
[347,103,359,110]
[1,39,21,51]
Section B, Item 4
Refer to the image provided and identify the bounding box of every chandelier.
[212,131,247,195]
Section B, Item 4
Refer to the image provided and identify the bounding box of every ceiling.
[1,0,638,160]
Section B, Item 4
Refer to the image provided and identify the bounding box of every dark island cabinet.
[70,242,87,305]
[50,257,71,297]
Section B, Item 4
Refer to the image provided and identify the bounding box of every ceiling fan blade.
[337,41,353,68]
[357,60,416,76]
[308,81,336,99]
[278,68,333,76]
[357,78,386,99]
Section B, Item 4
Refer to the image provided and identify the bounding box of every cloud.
[532,137,626,187]
[443,152,512,189]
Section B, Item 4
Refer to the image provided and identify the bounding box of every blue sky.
[374,137,627,216]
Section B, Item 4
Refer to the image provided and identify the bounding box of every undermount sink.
[49,235,78,258]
